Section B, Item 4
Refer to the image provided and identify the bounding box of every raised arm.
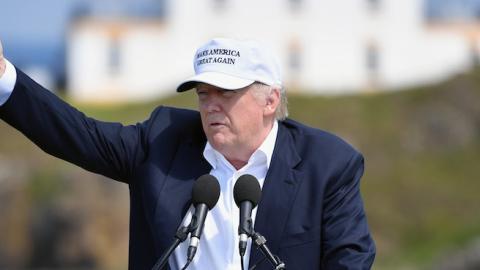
[0,39,148,183]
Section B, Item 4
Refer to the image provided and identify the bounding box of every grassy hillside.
[0,68,479,269]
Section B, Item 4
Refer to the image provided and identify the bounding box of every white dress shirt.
[169,121,278,270]
[0,59,16,106]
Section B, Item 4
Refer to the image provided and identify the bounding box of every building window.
[366,43,379,73]
[288,41,302,72]
[367,0,380,13]
[366,41,380,88]
[109,37,121,75]
[289,0,302,12]
[287,40,302,88]
[213,0,227,12]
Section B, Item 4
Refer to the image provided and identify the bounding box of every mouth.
[208,120,227,128]
[205,115,227,128]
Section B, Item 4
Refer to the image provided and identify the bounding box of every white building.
[67,0,479,102]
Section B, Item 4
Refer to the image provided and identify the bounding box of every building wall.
[67,0,475,102]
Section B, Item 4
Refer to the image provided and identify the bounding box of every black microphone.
[186,174,220,263]
[233,174,262,257]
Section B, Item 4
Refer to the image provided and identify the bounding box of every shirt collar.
[203,121,279,171]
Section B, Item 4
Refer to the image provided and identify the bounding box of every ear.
[263,87,280,117]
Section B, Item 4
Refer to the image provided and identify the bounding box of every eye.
[196,89,208,97]
[221,90,237,97]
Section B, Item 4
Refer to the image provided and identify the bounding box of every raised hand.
[0,40,5,78]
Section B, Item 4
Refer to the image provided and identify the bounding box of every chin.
[209,135,230,151]
[210,139,226,150]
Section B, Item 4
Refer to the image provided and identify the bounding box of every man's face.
[196,83,274,159]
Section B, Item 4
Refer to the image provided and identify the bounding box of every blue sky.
[1,0,74,76]
[0,0,163,79]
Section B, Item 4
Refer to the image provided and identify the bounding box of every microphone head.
[192,174,221,209]
[234,174,262,208]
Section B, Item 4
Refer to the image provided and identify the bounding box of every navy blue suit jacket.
[0,70,375,269]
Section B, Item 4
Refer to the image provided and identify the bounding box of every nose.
[201,94,222,113]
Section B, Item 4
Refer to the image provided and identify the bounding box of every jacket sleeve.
[321,151,376,269]
[0,68,148,183]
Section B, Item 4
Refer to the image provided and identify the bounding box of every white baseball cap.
[177,37,282,92]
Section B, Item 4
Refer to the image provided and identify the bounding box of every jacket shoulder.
[143,106,204,142]
[280,118,362,161]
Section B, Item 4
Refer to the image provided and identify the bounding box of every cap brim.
[176,72,255,92]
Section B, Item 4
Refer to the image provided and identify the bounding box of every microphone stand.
[153,220,286,270]
[250,230,286,270]
[151,226,190,270]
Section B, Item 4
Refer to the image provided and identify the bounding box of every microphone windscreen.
[234,174,261,208]
[192,174,221,209]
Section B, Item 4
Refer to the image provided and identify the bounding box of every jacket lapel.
[249,122,303,268]
[156,132,212,253]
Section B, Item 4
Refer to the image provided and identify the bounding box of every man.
[0,37,375,269]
